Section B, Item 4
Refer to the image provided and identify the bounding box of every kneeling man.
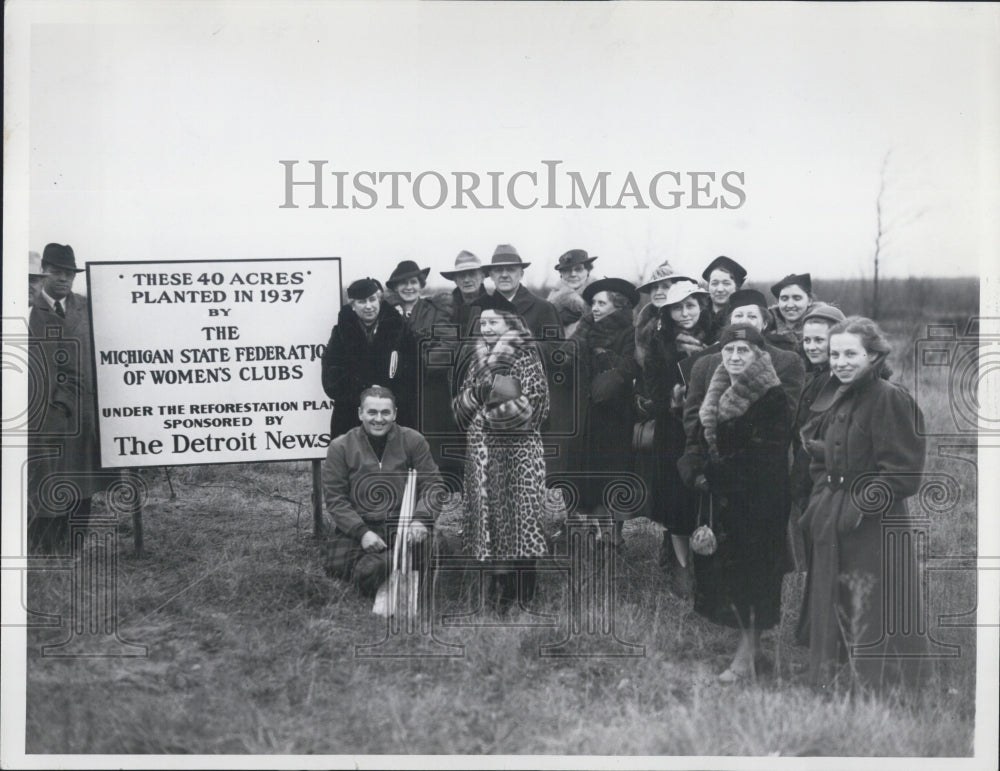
[322,385,442,596]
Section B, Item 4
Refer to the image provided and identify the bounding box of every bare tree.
[872,149,890,320]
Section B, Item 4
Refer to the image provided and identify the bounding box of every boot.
[518,560,538,606]
[496,571,517,616]
[658,531,676,569]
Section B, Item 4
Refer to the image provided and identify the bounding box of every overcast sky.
[6,1,999,297]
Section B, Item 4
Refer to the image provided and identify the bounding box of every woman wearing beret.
[634,277,711,593]
[321,277,417,439]
[701,256,748,343]
[452,293,551,613]
[547,249,598,337]
[678,324,792,682]
[798,317,928,693]
[565,277,640,549]
[768,273,818,357]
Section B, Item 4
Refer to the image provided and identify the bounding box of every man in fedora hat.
[440,250,487,338]
[482,244,562,340]
[547,248,598,337]
[27,244,105,554]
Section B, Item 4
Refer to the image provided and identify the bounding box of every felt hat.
[582,277,640,308]
[488,244,531,269]
[41,243,84,273]
[555,249,597,272]
[637,261,698,293]
[440,250,484,280]
[29,251,44,277]
[470,291,518,314]
[770,273,812,299]
[346,277,383,300]
[386,260,431,289]
[725,289,769,315]
[701,256,747,286]
[662,279,709,307]
[719,323,765,348]
[802,302,846,326]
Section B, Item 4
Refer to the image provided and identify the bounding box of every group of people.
[320,246,929,693]
[22,239,928,694]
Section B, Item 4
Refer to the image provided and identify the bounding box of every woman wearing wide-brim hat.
[547,249,598,337]
[562,277,640,549]
[634,279,712,590]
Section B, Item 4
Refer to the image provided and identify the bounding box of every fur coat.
[321,302,417,438]
[678,351,791,629]
[452,330,550,560]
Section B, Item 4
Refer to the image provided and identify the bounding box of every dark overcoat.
[565,308,637,514]
[321,302,417,439]
[798,366,928,692]
[388,291,464,481]
[633,302,708,532]
[678,380,791,630]
[28,292,106,517]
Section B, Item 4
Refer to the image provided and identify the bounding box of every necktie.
[55,301,66,318]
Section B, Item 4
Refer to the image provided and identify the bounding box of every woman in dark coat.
[678,324,791,682]
[701,255,748,343]
[635,279,711,593]
[452,293,550,614]
[788,304,847,582]
[798,317,928,693]
[321,278,417,439]
[383,260,460,485]
[565,278,639,548]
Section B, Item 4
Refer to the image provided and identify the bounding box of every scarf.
[699,349,781,458]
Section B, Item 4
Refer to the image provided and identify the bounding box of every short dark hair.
[604,290,634,312]
[359,385,397,407]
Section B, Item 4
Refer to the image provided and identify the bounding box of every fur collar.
[473,329,533,373]
[699,349,781,456]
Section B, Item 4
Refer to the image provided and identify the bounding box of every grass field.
[23,283,983,758]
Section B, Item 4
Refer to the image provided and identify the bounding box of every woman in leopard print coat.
[453,294,550,613]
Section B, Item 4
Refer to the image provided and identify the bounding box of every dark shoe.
[497,572,517,615]
[518,561,538,606]
[658,534,676,569]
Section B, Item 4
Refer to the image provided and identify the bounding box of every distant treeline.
[742,276,979,322]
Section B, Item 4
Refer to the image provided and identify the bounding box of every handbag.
[632,419,655,452]
[690,494,718,556]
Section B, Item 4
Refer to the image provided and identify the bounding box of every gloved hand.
[635,394,654,420]
[675,332,705,355]
[694,474,711,493]
[474,379,493,405]
[594,348,615,371]
[670,383,685,409]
